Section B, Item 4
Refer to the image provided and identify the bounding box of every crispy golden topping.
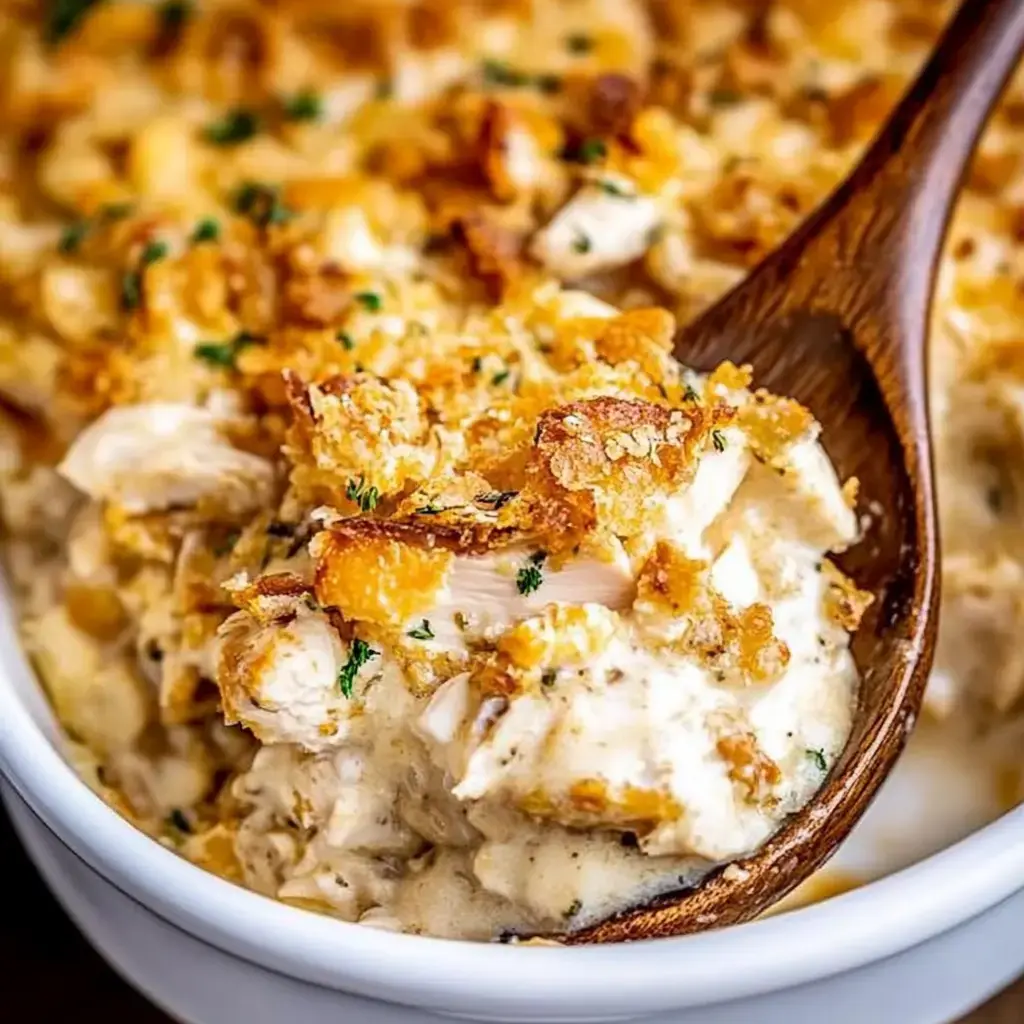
[524,395,728,543]
[312,520,456,628]
[822,559,874,631]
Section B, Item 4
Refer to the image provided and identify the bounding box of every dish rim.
[1,589,1023,1019]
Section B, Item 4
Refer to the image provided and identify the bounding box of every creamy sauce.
[225,379,863,938]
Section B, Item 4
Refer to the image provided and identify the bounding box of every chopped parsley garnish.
[168,808,192,834]
[563,898,582,918]
[408,619,435,641]
[120,271,142,311]
[482,59,529,88]
[190,217,220,244]
[45,0,101,44]
[598,179,634,199]
[476,490,518,510]
[492,368,511,386]
[345,475,380,512]
[516,551,546,596]
[708,87,743,108]
[120,237,168,310]
[541,669,557,688]
[471,356,483,373]
[682,384,700,402]
[140,239,169,266]
[337,638,379,698]
[415,503,444,515]
[354,291,382,312]
[806,748,828,773]
[99,201,134,221]
[336,330,355,351]
[58,220,89,254]
[566,33,593,54]
[232,181,294,228]
[158,0,193,33]
[213,530,240,557]
[534,73,562,95]
[577,137,607,164]
[711,428,727,452]
[282,90,323,122]
[572,232,592,254]
[194,330,265,370]
[205,108,261,145]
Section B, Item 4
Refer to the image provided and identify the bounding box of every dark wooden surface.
[0,802,1017,1021]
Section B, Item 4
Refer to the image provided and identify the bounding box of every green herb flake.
[475,490,518,510]
[682,384,700,402]
[46,0,101,45]
[354,291,382,312]
[564,898,583,918]
[541,669,557,688]
[408,619,435,641]
[205,108,261,146]
[345,475,380,513]
[566,33,593,54]
[516,551,547,596]
[194,330,265,370]
[158,0,193,33]
[336,330,355,351]
[58,221,89,254]
[534,73,562,95]
[337,638,379,698]
[471,356,483,373]
[232,182,294,229]
[120,271,142,311]
[213,530,240,557]
[282,90,323,122]
[492,368,511,386]
[415,503,444,515]
[190,218,220,244]
[168,808,192,834]
[598,179,635,199]
[806,748,828,773]
[482,59,528,88]
[572,232,592,254]
[99,201,134,221]
[708,87,743,108]
[140,239,169,266]
[577,137,607,165]
[711,428,727,452]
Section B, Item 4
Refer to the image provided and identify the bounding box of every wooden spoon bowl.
[571,0,1024,943]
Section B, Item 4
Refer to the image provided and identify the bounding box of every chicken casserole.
[0,0,1012,940]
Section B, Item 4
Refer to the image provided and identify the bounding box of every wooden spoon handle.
[676,0,1024,428]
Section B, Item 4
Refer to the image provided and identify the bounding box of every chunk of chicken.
[312,519,637,645]
[58,403,274,515]
[421,631,793,863]
[216,607,365,752]
[531,184,662,280]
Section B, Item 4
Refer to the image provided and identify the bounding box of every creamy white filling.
[229,403,860,938]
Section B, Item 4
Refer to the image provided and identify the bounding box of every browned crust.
[323,514,525,557]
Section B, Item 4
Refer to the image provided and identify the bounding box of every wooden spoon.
[572,0,1024,944]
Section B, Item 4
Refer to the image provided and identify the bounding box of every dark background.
[1,802,1017,1023]
[1,803,166,1022]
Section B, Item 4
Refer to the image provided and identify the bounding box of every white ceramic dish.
[2,580,1024,1024]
